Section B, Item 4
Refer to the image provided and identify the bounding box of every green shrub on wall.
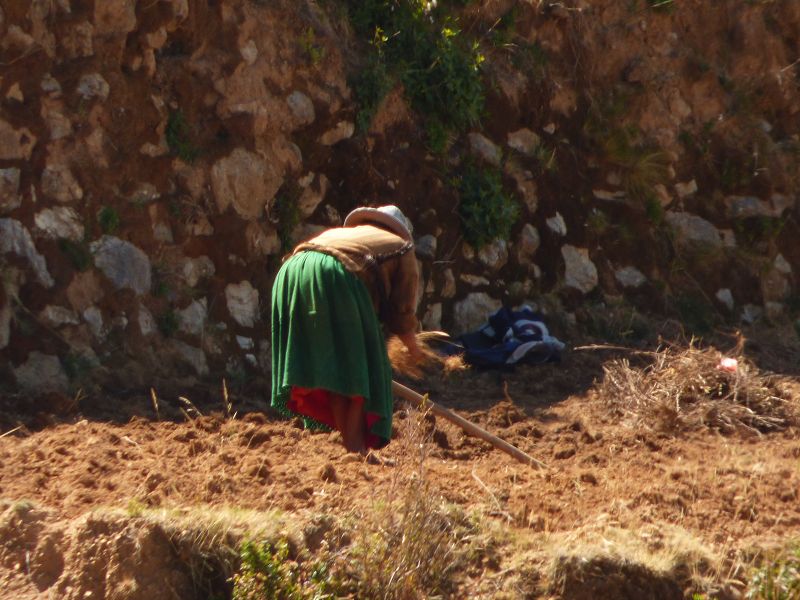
[166,110,199,163]
[456,165,519,249]
[347,0,484,139]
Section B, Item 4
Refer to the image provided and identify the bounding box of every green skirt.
[270,251,394,448]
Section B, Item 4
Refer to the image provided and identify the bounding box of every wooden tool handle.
[392,380,548,470]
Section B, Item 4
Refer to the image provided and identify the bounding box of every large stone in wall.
[178,299,208,337]
[39,305,79,327]
[90,236,152,295]
[13,352,69,394]
[83,305,104,338]
[0,168,21,214]
[34,207,84,241]
[507,128,541,156]
[179,256,216,288]
[468,132,502,167]
[561,245,598,294]
[724,194,795,219]
[138,304,157,337]
[211,148,283,220]
[505,164,538,214]
[516,224,540,265]
[286,91,315,127]
[171,340,209,376]
[226,281,259,328]
[477,239,509,271]
[245,222,281,258]
[761,265,791,304]
[94,0,137,36]
[40,73,62,97]
[664,211,722,254]
[415,235,437,260]
[442,269,456,299]
[41,97,73,140]
[41,163,83,203]
[60,21,94,58]
[716,288,735,311]
[452,292,502,336]
[0,120,36,160]
[3,25,36,54]
[319,121,354,146]
[76,73,110,102]
[615,266,647,289]
[547,212,567,237]
[0,219,54,287]
[297,172,329,218]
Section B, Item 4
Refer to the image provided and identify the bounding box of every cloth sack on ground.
[457,305,565,370]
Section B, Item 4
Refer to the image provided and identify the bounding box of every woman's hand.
[397,331,424,363]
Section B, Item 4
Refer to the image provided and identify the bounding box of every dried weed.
[599,338,799,435]
[387,331,468,380]
[336,405,478,599]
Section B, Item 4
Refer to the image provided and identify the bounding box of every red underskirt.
[288,386,383,449]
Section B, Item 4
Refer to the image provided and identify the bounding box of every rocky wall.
[1,0,798,396]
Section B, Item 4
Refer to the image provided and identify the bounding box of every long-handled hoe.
[391,380,549,470]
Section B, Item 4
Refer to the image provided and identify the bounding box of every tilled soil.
[1,342,799,598]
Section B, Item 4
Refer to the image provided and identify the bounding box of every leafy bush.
[232,540,334,600]
[346,0,484,137]
[352,54,393,133]
[404,25,484,132]
[746,545,800,600]
[456,165,519,248]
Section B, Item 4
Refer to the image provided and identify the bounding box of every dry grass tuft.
[542,520,721,598]
[116,505,293,597]
[335,405,480,599]
[387,331,468,379]
[599,339,799,435]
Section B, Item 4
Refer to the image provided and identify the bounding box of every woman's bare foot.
[363,451,396,466]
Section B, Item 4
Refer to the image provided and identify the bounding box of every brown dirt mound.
[0,335,799,598]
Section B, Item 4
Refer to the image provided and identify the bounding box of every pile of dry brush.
[387,332,467,380]
[599,339,799,435]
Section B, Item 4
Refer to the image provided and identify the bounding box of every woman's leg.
[330,393,365,453]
